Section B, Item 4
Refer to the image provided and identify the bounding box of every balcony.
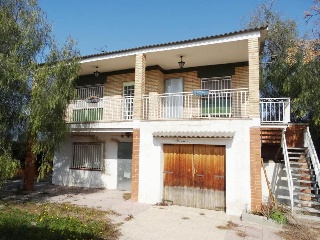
[66,96,134,122]
[260,98,290,124]
[143,88,249,120]
[65,90,291,124]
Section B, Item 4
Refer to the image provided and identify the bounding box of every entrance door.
[123,82,134,120]
[164,78,183,118]
[117,142,133,191]
[163,144,226,210]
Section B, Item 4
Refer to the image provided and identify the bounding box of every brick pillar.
[133,54,146,120]
[131,128,140,201]
[248,38,260,118]
[250,127,262,211]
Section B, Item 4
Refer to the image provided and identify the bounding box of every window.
[76,85,104,100]
[123,82,134,120]
[201,76,231,90]
[201,76,232,117]
[73,85,104,122]
[71,143,102,170]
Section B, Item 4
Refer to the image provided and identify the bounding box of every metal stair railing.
[281,129,294,211]
[304,127,320,188]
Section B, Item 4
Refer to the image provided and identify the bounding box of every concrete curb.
[241,211,283,229]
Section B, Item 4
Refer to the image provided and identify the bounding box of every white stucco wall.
[53,133,132,189]
[53,117,260,216]
[261,161,290,204]
[137,118,260,216]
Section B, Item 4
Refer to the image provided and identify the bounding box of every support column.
[133,53,146,120]
[250,127,262,211]
[131,128,140,201]
[248,38,260,118]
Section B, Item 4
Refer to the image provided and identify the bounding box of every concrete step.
[289,157,307,161]
[293,191,320,198]
[279,185,319,191]
[277,195,320,203]
[294,206,320,214]
[291,173,315,178]
[288,151,305,155]
[288,167,314,172]
[293,179,317,184]
[294,199,320,206]
[287,147,307,151]
[290,161,309,168]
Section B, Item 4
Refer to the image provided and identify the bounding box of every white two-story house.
[53,26,320,216]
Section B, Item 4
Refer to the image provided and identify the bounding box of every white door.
[164,78,183,118]
[123,82,134,119]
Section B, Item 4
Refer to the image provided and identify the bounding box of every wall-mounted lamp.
[121,132,132,138]
[178,56,185,69]
[94,66,100,77]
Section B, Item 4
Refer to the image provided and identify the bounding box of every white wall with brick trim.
[261,162,290,204]
[248,38,260,117]
[137,118,260,216]
[52,133,132,189]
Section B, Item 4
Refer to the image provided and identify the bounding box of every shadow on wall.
[270,162,290,205]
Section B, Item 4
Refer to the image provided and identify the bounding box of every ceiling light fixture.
[178,56,185,69]
[94,66,100,77]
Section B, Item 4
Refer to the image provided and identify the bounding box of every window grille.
[76,85,104,100]
[201,76,231,90]
[200,76,232,117]
[71,143,102,170]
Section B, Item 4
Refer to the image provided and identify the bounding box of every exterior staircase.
[277,141,320,216]
[261,126,320,217]
[288,148,320,215]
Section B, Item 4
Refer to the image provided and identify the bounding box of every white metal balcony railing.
[66,90,291,124]
[143,88,249,120]
[260,98,290,123]
[66,96,134,122]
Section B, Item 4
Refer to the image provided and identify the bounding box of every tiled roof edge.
[81,26,268,60]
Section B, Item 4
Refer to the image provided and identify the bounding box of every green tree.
[243,1,320,127]
[0,0,80,189]
[305,0,320,39]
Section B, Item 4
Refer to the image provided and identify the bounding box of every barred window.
[76,85,104,100]
[71,143,102,170]
[201,76,231,90]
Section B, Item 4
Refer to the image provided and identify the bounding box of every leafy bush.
[270,209,288,224]
[260,201,289,224]
[0,150,19,188]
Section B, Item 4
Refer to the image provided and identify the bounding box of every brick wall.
[131,128,140,201]
[104,73,134,96]
[232,66,249,89]
[248,38,260,117]
[285,124,308,148]
[250,127,262,211]
[102,66,248,97]
[145,70,164,94]
[164,71,200,92]
[133,54,146,119]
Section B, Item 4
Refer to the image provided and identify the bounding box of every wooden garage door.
[163,144,225,210]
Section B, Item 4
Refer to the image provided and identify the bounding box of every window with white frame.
[76,85,104,100]
[200,76,232,116]
[71,143,102,170]
[201,76,231,90]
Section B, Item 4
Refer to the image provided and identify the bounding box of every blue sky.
[38,0,313,56]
